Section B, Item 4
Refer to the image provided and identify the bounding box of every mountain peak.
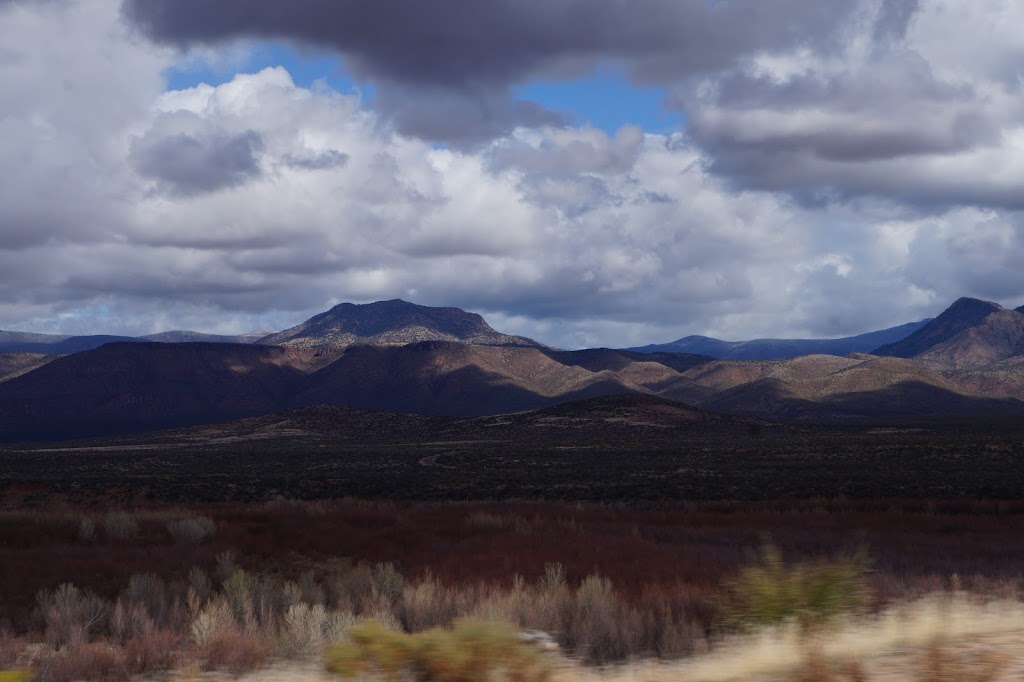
[873,297,1003,358]
[258,299,540,349]
[947,297,1003,315]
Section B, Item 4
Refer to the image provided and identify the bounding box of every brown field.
[0,498,1023,678]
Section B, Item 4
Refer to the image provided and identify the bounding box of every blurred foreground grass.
[325,619,550,681]
[5,543,1024,681]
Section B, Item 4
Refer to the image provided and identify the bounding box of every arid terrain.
[3,298,1024,680]
[3,394,1024,504]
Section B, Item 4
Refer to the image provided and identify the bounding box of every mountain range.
[626,320,931,360]
[2,296,1024,440]
[0,299,541,355]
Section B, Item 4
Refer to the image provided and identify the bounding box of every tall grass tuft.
[725,542,869,631]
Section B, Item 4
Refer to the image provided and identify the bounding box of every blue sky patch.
[514,69,683,135]
[164,44,680,136]
[163,41,369,98]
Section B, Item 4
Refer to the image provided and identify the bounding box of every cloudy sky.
[2,0,1024,348]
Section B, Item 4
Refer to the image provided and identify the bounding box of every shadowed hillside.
[0,342,705,439]
[0,343,343,440]
[291,342,687,416]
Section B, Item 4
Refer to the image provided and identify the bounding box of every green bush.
[725,542,869,630]
[325,619,549,682]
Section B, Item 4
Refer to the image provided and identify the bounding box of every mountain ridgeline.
[257,299,540,348]
[626,320,931,360]
[2,296,1024,439]
[0,331,142,355]
[0,299,542,355]
[872,297,1003,359]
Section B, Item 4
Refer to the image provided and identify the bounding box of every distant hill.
[0,331,144,354]
[914,308,1024,369]
[0,353,55,383]
[0,342,342,440]
[0,342,693,439]
[5,297,1024,440]
[258,299,542,348]
[539,347,712,374]
[141,330,269,344]
[872,297,1003,358]
[5,333,1024,440]
[0,300,539,355]
[693,353,1024,420]
[290,341,691,416]
[626,320,929,360]
[0,329,271,354]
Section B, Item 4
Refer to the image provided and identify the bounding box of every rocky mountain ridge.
[3,296,1024,439]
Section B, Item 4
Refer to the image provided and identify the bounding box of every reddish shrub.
[0,630,27,668]
[36,642,129,682]
[200,630,267,676]
[123,629,181,675]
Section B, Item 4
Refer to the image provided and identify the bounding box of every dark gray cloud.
[121,0,857,141]
[122,0,856,86]
[131,128,264,196]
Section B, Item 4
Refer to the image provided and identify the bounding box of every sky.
[2,0,1024,349]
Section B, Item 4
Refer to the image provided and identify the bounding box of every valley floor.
[5,412,1024,502]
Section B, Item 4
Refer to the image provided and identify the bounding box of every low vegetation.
[0,500,1021,680]
[325,619,550,681]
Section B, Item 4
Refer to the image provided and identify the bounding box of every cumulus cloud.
[3,0,1024,348]
[121,0,854,87]
[677,0,1024,210]
[0,1,164,249]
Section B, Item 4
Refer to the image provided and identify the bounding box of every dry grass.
[1,500,1024,679]
[557,596,1024,682]
[6,595,1019,681]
